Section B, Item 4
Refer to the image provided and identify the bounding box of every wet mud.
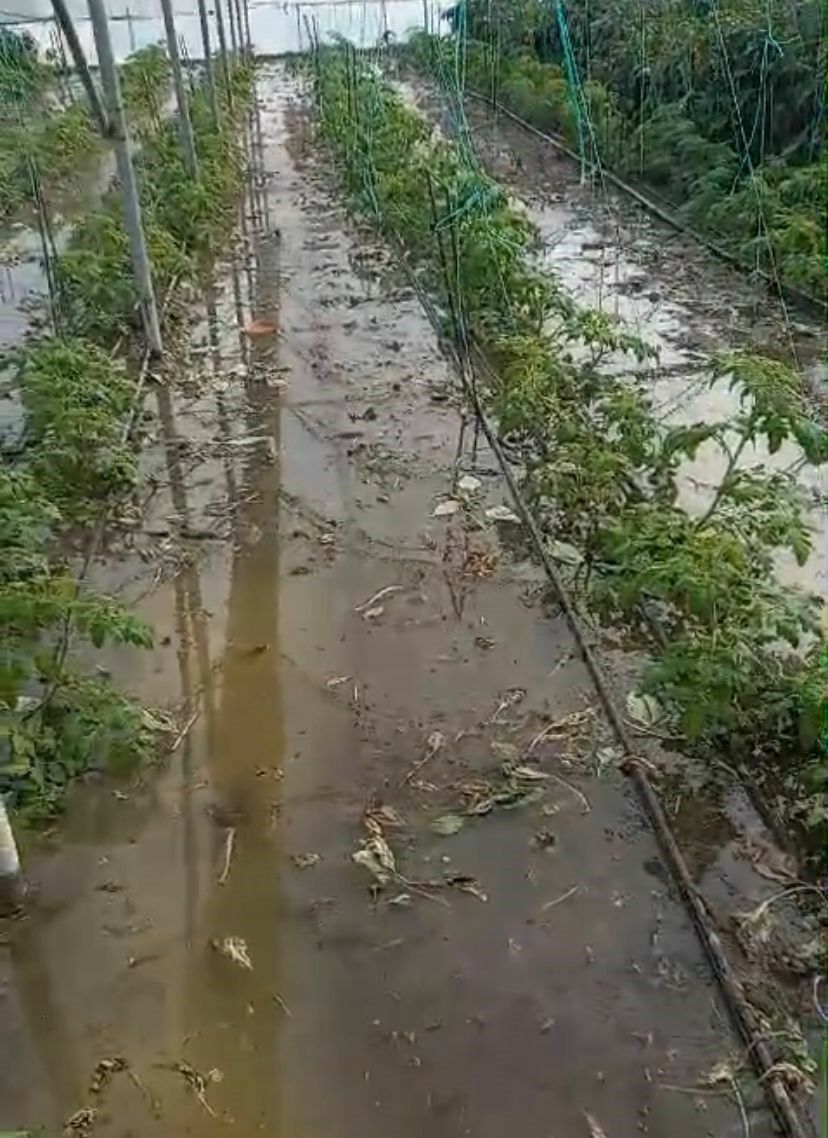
[0,66,801,1138]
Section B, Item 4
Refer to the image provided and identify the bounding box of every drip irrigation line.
[376,223,816,1138]
[461,88,828,323]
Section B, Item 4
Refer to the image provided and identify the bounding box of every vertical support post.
[213,0,234,109]
[87,0,164,354]
[196,0,221,126]
[0,798,23,914]
[226,0,238,56]
[125,4,136,53]
[50,0,110,135]
[159,0,199,178]
[241,0,253,58]
[235,0,247,56]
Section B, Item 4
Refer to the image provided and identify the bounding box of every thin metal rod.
[212,0,233,108]
[195,0,221,127]
[226,0,238,56]
[49,0,110,135]
[158,0,199,178]
[86,0,163,354]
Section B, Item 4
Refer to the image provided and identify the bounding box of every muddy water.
[403,83,827,600]
[0,67,782,1138]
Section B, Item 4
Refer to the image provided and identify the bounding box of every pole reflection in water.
[178,132,285,1132]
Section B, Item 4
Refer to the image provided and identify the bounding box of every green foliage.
[311,48,827,855]
[120,43,170,130]
[1,57,255,817]
[17,338,138,517]
[4,674,162,818]
[57,202,189,341]
[407,0,824,297]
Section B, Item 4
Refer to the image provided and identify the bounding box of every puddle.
[0,66,796,1138]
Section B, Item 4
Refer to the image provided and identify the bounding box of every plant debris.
[625,691,663,729]
[218,827,236,885]
[485,504,520,523]
[356,584,403,612]
[89,1056,127,1095]
[210,935,253,970]
[431,813,465,836]
[399,729,445,786]
[159,1061,216,1116]
[584,1113,608,1138]
[62,1108,97,1137]
[445,874,488,902]
[457,474,481,493]
[353,809,397,886]
[291,852,321,869]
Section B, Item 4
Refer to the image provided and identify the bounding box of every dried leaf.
[353,836,396,885]
[626,691,663,728]
[431,814,466,836]
[490,739,519,762]
[595,745,622,775]
[457,474,481,493]
[485,504,520,523]
[584,1113,608,1138]
[446,874,488,902]
[549,540,584,566]
[509,764,550,782]
[433,499,460,517]
[212,936,253,970]
[426,730,446,754]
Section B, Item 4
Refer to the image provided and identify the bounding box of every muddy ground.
[0,65,818,1138]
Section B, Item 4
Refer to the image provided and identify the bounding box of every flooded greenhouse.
[0,2,824,1137]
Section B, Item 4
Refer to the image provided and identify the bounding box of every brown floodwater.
[0,66,800,1138]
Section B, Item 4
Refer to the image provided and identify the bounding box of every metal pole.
[195,0,221,127]
[87,0,164,355]
[125,4,136,52]
[158,0,199,178]
[241,0,253,57]
[235,0,247,55]
[226,0,238,56]
[213,0,233,107]
[49,0,110,135]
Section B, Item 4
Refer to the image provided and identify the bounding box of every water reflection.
[177,103,286,1133]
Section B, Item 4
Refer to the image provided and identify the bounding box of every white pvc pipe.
[0,797,23,911]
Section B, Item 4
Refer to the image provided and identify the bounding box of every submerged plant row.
[403,0,823,300]
[310,47,826,859]
[0,54,255,817]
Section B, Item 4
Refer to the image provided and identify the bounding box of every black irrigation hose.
[464,89,828,326]
[388,242,816,1138]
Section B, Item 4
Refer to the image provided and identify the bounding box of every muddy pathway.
[0,66,794,1138]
